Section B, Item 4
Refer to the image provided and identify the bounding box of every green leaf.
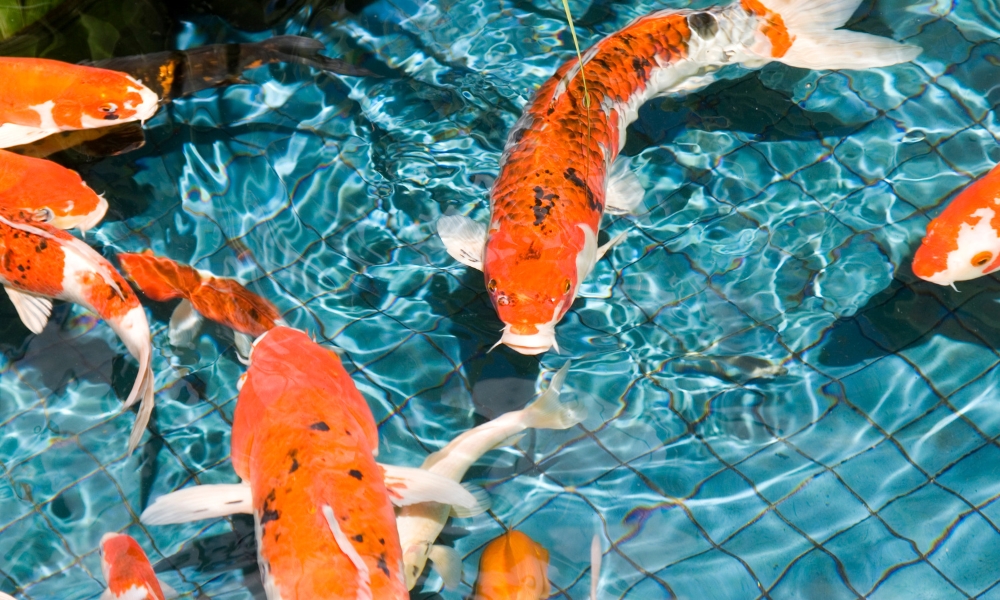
[0,0,65,41]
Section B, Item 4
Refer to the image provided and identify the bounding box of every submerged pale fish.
[397,362,585,590]
[438,0,922,354]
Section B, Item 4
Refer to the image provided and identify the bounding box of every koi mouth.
[499,324,559,355]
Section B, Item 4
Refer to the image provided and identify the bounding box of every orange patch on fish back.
[740,0,793,57]
[248,389,404,599]
[119,251,200,301]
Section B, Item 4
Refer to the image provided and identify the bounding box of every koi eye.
[487,278,498,293]
[497,295,510,306]
[33,207,54,223]
[562,279,571,294]
[98,103,117,113]
[972,251,993,267]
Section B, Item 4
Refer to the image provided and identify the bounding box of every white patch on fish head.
[924,207,1000,285]
[29,100,58,131]
[127,78,161,123]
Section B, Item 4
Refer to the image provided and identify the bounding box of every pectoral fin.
[605,158,644,215]
[436,215,486,270]
[428,545,462,589]
[379,463,478,510]
[168,299,203,348]
[322,504,373,600]
[140,482,252,525]
[597,231,628,261]
[5,287,52,334]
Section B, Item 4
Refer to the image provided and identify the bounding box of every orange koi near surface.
[0,211,154,453]
[118,250,281,351]
[472,531,551,600]
[912,162,1000,287]
[438,0,921,354]
[0,148,108,233]
[0,58,159,148]
[99,532,172,600]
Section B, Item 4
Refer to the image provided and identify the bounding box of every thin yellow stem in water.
[559,0,591,109]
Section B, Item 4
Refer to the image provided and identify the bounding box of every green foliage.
[0,0,64,40]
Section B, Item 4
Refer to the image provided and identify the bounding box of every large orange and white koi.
[398,361,585,590]
[99,533,173,600]
[0,148,108,234]
[0,58,159,148]
[912,162,1000,287]
[141,327,482,600]
[118,250,282,353]
[438,0,921,354]
[0,211,154,453]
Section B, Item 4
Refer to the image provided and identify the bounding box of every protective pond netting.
[3,0,1000,598]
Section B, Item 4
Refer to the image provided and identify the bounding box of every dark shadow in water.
[153,514,266,598]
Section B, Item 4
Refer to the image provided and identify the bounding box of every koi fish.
[99,532,172,600]
[0,58,159,148]
[90,35,374,101]
[0,211,154,453]
[472,531,551,600]
[0,148,107,233]
[912,162,1000,286]
[118,250,281,351]
[438,0,921,354]
[398,361,585,590]
[141,326,483,600]
[0,594,12,600]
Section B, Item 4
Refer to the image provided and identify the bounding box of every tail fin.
[255,35,377,77]
[519,361,587,430]
[745,0,921,70]
[118,251,200,302]
[126,345,155,455]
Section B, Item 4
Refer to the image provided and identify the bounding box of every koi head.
[913,165,1000,286]
[43,189,108,235]
[473,531,550,599]
[57,69,159,130]
[484,224,597,355]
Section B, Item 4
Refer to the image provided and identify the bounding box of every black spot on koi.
[687,12,719,39]
[532,186,558,227]
[349,469,363,480]
[354,534,364,542]
[310,421,330,431]
[564,168,602,212]
[377,553,391,577]
[288,449,299,474]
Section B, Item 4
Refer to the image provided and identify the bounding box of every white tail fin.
[519,361,587,430]
[750,0,921,70]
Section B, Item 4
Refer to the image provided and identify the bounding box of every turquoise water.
[3,0,1000,598]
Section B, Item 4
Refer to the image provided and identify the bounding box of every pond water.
[2,0,1000,598]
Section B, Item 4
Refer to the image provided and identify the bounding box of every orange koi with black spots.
[438,0,920,354]
[0,211,154,453]
[0,58,159,148]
